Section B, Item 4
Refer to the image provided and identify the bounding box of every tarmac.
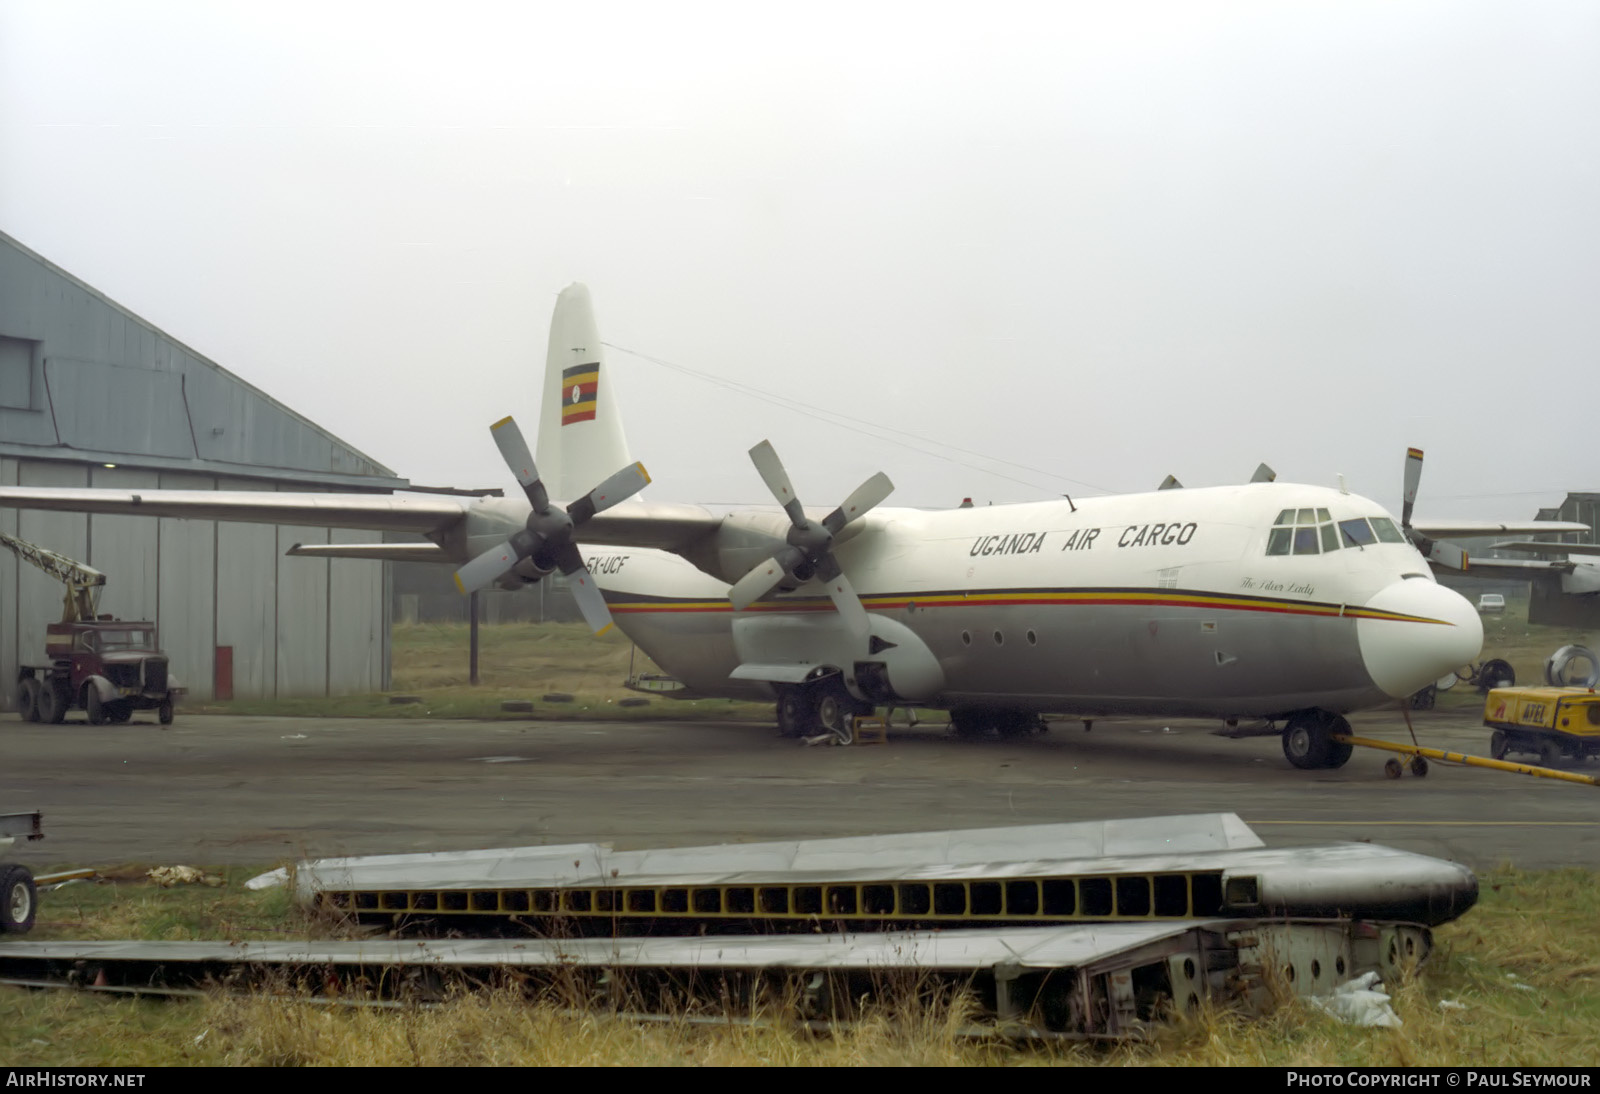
[2,704,1597,870]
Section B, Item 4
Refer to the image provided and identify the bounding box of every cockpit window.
[1267,508,1342,556]
[1270,510,1408,556]
[1339,518,1377,547]
[1369,517,1406,544]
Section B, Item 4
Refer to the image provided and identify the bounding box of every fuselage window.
[1369,517,1406,544]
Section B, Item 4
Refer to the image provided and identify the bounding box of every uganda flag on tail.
[561,363,600,426]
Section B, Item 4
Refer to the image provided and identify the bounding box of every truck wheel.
[0,864,37,934]
[38,682,68,725]
[158,699,174,725]
[1490,730,1509,760]
[1538,739,1563,768]
[17,678,40,723]
[85,688,108,726]
[108,703,132,724]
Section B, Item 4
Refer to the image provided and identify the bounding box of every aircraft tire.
[948,708,992,739]
[1282,710,1347,769]
[17,678,40,723]
[775,687,809,738]
[995,711,1042,738]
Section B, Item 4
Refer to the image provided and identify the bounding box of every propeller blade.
[565,567,615,635]
[749,441,806,525]
[1250,463,1277,484]
[453,540,518,595]
[822,471,894,535]
[730,556,786,612]
[821,569,871,639]
[1401,447,1424,530]
[491,416,549,513]
[567,461,651,525]
[1425,541,1469,570]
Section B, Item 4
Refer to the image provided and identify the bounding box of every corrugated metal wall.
[0,231,398,710]
[2,466,391,707]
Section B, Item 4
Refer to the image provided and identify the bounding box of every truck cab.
[17,618,179,725]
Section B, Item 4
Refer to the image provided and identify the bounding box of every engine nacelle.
[497,556,555,589]
[1561,562,1600,597]
[730,612,945,703]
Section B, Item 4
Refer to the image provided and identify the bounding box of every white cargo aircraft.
[3,286,1585,770]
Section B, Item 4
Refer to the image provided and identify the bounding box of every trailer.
[0,812,42,934]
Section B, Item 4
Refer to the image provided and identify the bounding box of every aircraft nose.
[1356,579,1484,699]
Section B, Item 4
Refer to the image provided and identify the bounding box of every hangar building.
[0,229,407,708]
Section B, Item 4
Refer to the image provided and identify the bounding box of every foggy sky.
[2,1,1596,518]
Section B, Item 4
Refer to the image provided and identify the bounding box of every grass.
[3,867,1598,1066]
[187,621,773,721]
[1469,597,1600,690]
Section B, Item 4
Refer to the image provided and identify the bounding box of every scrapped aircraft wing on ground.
[1408,518,1589,539]
[0,486,471,534]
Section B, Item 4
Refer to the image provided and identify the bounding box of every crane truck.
[3,530,179,725]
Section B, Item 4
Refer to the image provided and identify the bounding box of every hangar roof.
[0,230,406,490]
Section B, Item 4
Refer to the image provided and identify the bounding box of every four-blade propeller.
[728,440,892,636]
[1400,447,1466,569]
[453,416,650,633]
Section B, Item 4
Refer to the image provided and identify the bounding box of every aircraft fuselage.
[469,480,1483,720]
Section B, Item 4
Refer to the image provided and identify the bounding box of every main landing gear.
[774,677,873,739]
[1281,709,1355,770]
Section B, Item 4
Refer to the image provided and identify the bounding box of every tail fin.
[534,284,636,500]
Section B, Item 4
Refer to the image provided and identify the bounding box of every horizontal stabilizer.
[286,542,450,562]
[1491,540,1600,557]
[1410,518,1589,539]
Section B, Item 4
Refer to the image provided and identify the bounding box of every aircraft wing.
[0,485,471,534]
[1444,557,1572,579]
[1,485,729,568]
[1410,519,1590,539]
[573,501,727,554]
[1490,540,1600,557]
